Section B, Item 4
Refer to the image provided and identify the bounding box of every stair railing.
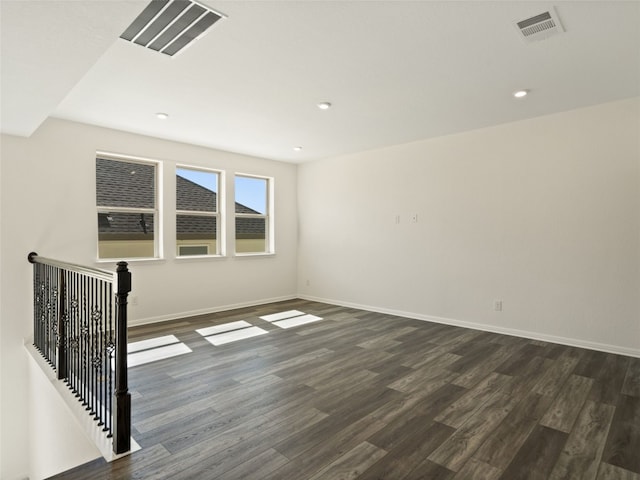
[28,252,132,454]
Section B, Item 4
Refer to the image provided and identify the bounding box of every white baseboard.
[129,294,298,326]
[298,294,640,358]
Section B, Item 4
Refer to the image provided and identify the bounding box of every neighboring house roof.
[96,157,265,238]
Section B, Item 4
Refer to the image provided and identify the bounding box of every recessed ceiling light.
[293,146,303,152]
[156,112,169,119]
[513,90,529,98]
[317,102,332,110]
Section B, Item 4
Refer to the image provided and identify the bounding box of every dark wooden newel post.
[114,261,131,454]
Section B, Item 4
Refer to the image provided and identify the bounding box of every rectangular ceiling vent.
[120,0,225,57]
[515,8,564,43]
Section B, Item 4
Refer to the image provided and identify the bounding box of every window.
[235,174,272,254]
[96,155,159,259]
[176,166,221,256]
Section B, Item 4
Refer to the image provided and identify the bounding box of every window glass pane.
[96,157,155,208]
[97,212,155,259]
[177,215,217,256]
[176,168,218,212]
[235,176,266,214]
[235,217,266,253]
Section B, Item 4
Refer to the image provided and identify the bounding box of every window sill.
[95,257,165,266]
[175,254,226,261]
[233,252,275,258]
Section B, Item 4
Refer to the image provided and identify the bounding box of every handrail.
[28,252,113,283]
[28,252,131,455]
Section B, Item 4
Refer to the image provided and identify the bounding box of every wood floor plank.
[549,400,615,480]
[533,349,584,397]
[216,448,289,480]
[369,382,465,429]
[359,420,454,480]
[160,407,328,480]
[387,363,458,394]
[474,392,555,470]
[601,394,640,474]
[452,343,521,389]
[399,344,458,369]
[428,393,517,472]
[275,388,394,460]
[597,463,640,480]
[403,459,455,480]
[447,342,498,374]
[504,356,555,400]
[622,358,640,397]
[268,414,387,479]
[539,374,593,433]
[453,458,502,480]
[307,441,386,480]
[499,426,568,480]
[435,371,511,428]
[579,353,630,406]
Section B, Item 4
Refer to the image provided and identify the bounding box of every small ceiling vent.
[120,0,226,57]
[515,8,564,42]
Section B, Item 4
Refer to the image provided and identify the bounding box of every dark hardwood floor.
[49,299,640,480]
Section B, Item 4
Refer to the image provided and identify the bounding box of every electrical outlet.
[131,296,139,306]
[395,215,400,224]
[410,213,418,224]
[306,279,310,287]
[494,300,503,312]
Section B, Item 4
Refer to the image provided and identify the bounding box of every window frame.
[175,164,224,258]
[234,173,274,256]
[96,152,163,262]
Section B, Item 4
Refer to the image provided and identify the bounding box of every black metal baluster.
[32,260,38,351]
[83,276,90,410]
[97,280,103,426]
[46,264,52,365]
[105,282,114,436]
[57,268,67,380]
[32,260,40,352]
[89,277,96,416]
[94,278,100,420]
[44,264,49,361]
[70,271,78,396]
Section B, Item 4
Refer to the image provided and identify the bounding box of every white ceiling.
[2,1,639,163]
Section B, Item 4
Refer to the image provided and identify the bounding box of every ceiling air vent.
[120,0,225,57]
[515,8,564,43]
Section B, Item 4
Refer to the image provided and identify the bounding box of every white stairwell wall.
[26,347,103,480]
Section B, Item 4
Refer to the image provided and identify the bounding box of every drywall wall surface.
[27,353,102,480]
[0,117,298,478]
[298,97,640,355]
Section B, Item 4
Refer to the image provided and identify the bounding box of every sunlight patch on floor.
[201,326,269,345]
[272,314,323,329]
[117,335,192,368]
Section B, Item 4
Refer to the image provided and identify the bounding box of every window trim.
[234,173,274,256]
[175,164,224,258]
[96,151,163,261]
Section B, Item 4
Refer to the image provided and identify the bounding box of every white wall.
[298,97,640,356]
[0,118,298,479]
